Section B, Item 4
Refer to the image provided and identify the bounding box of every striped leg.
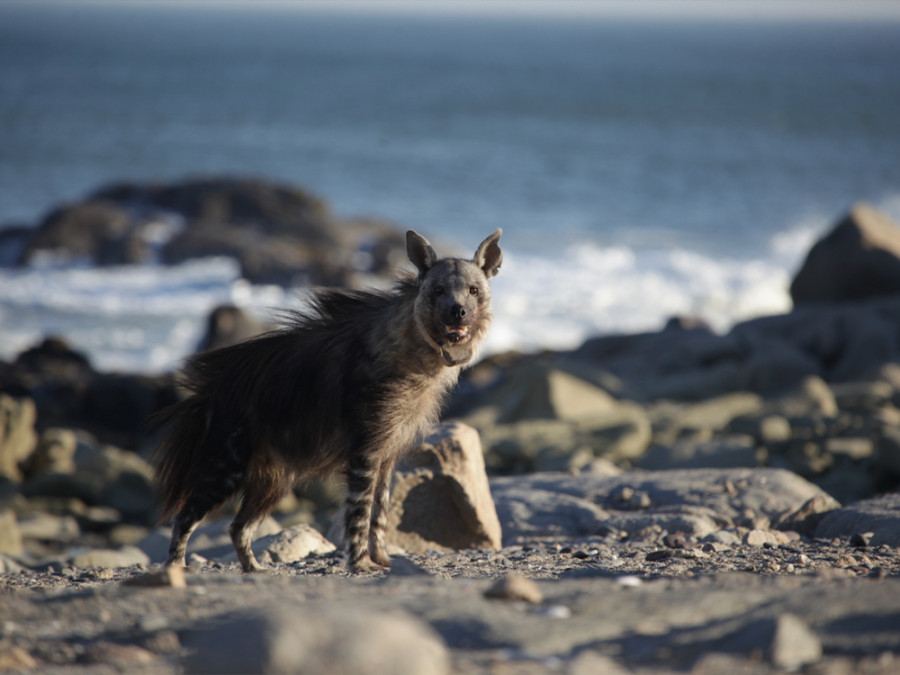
[368,460,394,568]
[344,455,383,572]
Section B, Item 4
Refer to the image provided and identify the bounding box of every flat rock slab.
[491,468,839,545]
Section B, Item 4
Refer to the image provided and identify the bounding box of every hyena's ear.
[406,230,438,279]
[474,228,503,278]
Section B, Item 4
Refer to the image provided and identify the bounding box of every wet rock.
[388,423,502,552]
[13,178,409,289]
[484,574,543,603]
[17,201,138,265]
[791,203,900,305]
[184,604,449,675]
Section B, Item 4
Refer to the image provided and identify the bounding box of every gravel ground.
[2,533,899,674]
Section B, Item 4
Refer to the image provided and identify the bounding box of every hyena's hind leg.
[230,459,294,573]
[164,433,247,570]
[166,473,242,569]
[368,459,396,568]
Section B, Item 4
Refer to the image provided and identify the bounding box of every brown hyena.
[153,229,502,572]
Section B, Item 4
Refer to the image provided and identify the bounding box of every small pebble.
[850,532,874,548]
[540,604,571,619]
[484,574,543,604]
[645,549,672,562]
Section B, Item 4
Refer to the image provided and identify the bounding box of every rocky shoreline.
[2,182,900,673]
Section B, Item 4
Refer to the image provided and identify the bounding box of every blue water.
[1,2,900,371]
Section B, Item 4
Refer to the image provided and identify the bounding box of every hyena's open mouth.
[443,324,470,343]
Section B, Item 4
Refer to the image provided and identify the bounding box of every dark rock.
[10,177,409,288]
[791,203,900,305]
[850,531,874,547]
[0,337,178,451]
[197,305,266,352]
[0,225,31,266]
[17,201,138,266]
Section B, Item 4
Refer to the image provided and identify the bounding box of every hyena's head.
[407,229,502,367]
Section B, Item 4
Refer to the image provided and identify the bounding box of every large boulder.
[387,423,502,553]
[791,204,900,305]
[16,201,143,266]
[0,337,178,451]
[11,177,409,288]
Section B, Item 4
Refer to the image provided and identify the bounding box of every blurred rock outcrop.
[8,177,408,288]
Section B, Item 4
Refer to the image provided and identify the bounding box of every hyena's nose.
[451,304,466,322]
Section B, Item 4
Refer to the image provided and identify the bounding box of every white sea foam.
[0,227,812,374]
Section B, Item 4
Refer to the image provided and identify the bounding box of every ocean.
[1,2,899,372]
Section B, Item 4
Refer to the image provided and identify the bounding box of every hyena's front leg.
[344,454,385,572]
[368,459,395,568]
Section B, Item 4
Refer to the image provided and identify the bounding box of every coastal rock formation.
[791,203,900,305]
[7,177,408,288]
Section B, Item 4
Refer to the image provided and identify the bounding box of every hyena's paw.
[239,557,269,574]
[349,555,389,573]
[370,549,393,569]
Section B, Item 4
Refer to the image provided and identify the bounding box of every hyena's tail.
[152,396,210,523]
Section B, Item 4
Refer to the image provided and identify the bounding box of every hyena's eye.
[433,285,444,296]
[469,286,479,296]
